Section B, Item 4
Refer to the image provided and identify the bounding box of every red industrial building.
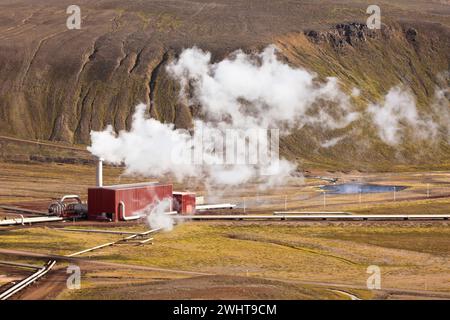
[47,159,235,221]
[88,182,173,222]
[172,192,196,214]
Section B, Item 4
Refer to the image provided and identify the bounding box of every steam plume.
[88,45,448,185]
[89,46,360,185]
[367,86,437,145]
[142,198,174,231]
[166,45,359,130]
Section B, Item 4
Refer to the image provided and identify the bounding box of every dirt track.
[1,248,449,300]
[11,267,67,300]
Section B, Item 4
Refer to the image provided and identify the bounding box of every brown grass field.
[0,160,449,300]
[0,0,449,301]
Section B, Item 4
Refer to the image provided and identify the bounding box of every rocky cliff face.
[306,22,385,47]
[0,0,449,169]
[276,21,450,169]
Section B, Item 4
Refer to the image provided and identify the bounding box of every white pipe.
[139,238,153,245]
[66,242,116,257]
[58,228,141,235]
[96,157,103,187]
[119,201,141,221]
[60,195,82,203]
[0,216,62,226]
[273,211,352,215]
[0,260,56,300]
[195,203,236,211]
[2,213,25,225]
[65,229,162,257]
[173,214,450,221]
[13,214,25,225]
[0,267,47,300]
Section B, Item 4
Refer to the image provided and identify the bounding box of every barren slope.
[0,0,449,169]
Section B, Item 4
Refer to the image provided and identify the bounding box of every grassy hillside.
[275,22,450,170]
[0,0,449,170]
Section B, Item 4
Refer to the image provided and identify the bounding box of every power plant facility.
[42,158,233,222]
[87,182,174,222]
[2,157,448,226]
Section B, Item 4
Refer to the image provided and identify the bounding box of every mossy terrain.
[1,222,448,298]
[276,21,450,170]
[0,1,448,170]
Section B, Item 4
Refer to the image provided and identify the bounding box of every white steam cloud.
[88,45,360,185]
[142,198,174,231]
[320,136,346,148]
[430,87,450,143]
[88,104,296,185]
[367,86,437,145]
[88,45,448,184]
[167,45,359,130]
[89,106,198,180]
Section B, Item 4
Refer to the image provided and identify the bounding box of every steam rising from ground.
[89,104,295,185]
[367,86,437,145]
[89,46,361,185]
[167,45,359,130]
[141,198,174,231]
[88,45,449,185]
[430,87,450,143]
[321,136,346,148]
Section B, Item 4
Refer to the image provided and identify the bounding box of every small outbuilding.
[88,182,173,222]
[172,192,196,215]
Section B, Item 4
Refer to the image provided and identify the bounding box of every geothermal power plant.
[46,158,214,222]
[2,156,448,227]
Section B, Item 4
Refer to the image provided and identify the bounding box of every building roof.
[173,191,196,195]
[91,181,172,191]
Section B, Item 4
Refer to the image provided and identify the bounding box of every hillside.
[0,0,449,170]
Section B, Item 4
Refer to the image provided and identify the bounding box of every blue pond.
[320,183,407,194]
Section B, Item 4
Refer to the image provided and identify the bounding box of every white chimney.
[96,157,104,187]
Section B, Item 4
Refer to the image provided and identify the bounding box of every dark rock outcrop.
[406,28,418,42]
[305,22,391,49]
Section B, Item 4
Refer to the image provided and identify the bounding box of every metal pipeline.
[119,201,141,221]
[0,216,63,226]
[60,195,82,203]
[0,260,56,300]
[48,195,87,218]
[14,214,25,225]
[96,157,103,187]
